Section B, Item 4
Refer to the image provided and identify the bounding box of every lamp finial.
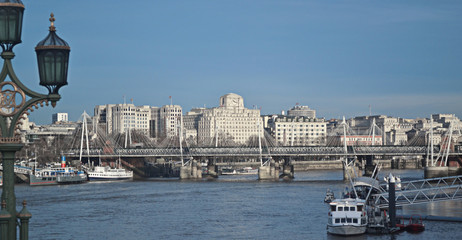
[49,13,56,31]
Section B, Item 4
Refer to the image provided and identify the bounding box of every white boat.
[87,166,133,181]
[86,158,133,181]
[324,189,335,203]
[236,167,258,175]
[327,198,368,236]
[326,171,385,236]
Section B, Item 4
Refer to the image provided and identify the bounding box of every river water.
[13,169,462,240]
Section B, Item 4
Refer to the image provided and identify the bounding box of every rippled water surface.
[13,169,462,240]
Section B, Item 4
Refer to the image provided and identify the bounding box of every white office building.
[270,116,326,146]
[95,104,151,135]
[52,113,68,123]
[196,93,262,145]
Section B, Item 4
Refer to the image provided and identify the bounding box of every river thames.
[14,169,462,240]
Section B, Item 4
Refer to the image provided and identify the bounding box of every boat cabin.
[328,199,367,226]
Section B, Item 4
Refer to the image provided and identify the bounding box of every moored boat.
[324,189,335,203]
[406,215,425,233]
[86,158,133,181]
[327,198,368,236]
[30,167,87,186]
[220,167,237,175]
[87,166,133,181]
[236,167,258,175]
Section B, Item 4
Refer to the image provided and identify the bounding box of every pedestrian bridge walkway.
[373,175,462,208]
[66,145,437,158]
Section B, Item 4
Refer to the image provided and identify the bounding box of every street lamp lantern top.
[35,13,70,95]
[35,13,70,50]
[0,0,25,52]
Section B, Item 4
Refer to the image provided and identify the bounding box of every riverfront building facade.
[196,93,262,145]
[268,116,327,146]
[94,104,151,135]
[91,100,461,147]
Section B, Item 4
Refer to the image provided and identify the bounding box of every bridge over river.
[65,146,445,158]
[63,145,462,159]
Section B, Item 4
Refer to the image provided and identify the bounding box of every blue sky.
[11,0,462,124]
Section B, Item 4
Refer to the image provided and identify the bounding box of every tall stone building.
[94,104,116,134]
[94,104,151,135]
[111,104,151,135]
[194,93,262,145]
[158,105,182,138]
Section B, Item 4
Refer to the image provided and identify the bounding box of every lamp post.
[0,1,70,239]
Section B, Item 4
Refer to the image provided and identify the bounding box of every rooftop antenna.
[123,95,126,105]
[169,96,173,106]
[369,105,371,116]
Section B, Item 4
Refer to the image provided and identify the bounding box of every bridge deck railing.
[374,175,462,208]
[62,145,446,158]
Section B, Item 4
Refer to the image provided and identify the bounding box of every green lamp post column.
[0,1,71,238]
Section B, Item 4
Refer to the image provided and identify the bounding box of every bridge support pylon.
[204,158,218,178]
[362,155,376,177]
[424,166,448,179]
[279,159,294,180]
[258,159,279,180]
[343,158,362,181]
[180,159,202,180]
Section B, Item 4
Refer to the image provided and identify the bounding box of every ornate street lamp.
[0,1,70,239]
[0,0,24,52]
[35,13,70,96]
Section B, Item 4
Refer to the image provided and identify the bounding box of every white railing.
[373,175,462,208]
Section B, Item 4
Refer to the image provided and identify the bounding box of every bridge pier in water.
[343,157,363,181]
[424,156,462,178]
[362,155,376,177]
[279,158,294,180]
[179,159,202,180]
[204,158,218,178]
[258,159,279,180]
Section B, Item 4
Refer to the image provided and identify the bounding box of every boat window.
[357,205,362,211]
[349,207,355,211]
[353,218,358,224]
[346,218,352,223]
[341,218,346,223]
[361,219,366,225]
[330,206,336,211]
[338,206,343,211]
[335,218,340,224]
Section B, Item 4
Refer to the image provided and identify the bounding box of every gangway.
[373,175,462,208]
